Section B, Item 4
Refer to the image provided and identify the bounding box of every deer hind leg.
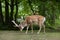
[43,24,45,33]
[25,25,29,34]
[37,23,42,34]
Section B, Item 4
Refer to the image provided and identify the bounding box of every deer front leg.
[30,24,33,34]
[31,25,33,34]
[25,26,29,34]
[43,24,45,33]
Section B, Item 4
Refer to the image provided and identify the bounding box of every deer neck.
[24,20,28,27]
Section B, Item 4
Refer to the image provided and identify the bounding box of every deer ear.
[21,16,23,20]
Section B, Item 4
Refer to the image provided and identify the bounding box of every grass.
[0,30,60,40]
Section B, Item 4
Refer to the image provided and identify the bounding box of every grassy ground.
[0,30,60,40]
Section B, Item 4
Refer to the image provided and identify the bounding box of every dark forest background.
[0,0,60,31]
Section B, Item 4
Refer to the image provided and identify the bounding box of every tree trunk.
[10,0,14,21]
[0,0,4,24]
[9,0,14,27]
[15,0,18,22]
[5,0,9,24]
[28,0,34,15]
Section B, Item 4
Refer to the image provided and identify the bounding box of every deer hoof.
[25,32,27,34]
[37,32,39,34]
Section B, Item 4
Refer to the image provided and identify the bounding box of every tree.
[15,0,18,22]
[28,0,35,15]
[9,0,15,27]
[10,0,14,21]
[0,0,4,24]
[5,0,9,25]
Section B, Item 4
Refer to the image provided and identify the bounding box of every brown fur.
[20,15,46,34]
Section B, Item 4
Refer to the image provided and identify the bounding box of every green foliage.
[0,0,60,31]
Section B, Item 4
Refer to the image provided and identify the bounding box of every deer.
[12,15,46,34]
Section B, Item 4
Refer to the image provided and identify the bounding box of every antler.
[12,20,19,27]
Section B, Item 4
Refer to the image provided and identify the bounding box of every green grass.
[0,30,60,40]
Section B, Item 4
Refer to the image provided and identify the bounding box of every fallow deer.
[12,15,46,34]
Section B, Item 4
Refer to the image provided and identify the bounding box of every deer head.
[19,20,27,31]
[12,20,27,31]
